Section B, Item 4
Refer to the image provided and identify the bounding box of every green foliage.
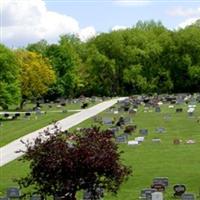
[0,44,21,109]
[44,35,81,98]
[16,50,56,105]
[3,19,200,98]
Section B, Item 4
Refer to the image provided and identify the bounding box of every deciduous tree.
[17,127,132,200]
[0,44,21,109]
[16,50,56,108]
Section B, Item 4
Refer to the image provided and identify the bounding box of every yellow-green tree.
[16,50,56,108]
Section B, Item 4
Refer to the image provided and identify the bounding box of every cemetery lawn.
[0,100,98,147]
[1,103,200,199]
[0,112,74,147]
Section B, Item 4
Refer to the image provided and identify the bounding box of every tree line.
[0,20,200,109]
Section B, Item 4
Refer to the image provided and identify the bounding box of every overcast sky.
[1,0,200,47]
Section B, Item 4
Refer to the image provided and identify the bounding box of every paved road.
[0,97,126,167]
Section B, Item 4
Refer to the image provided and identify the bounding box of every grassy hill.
[1,102,200,199]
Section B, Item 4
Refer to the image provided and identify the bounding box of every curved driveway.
[0,97,126,167]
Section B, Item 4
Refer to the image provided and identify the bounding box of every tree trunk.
[20,99,26,110]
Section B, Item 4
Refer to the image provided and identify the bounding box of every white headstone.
[128,140,139,146]
[135,136,145,142]
[152,192,163,200]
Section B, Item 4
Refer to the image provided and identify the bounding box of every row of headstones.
[0,187,104,200]
[2,112,32,120]
[140,177,196,200]
[115,128,165,144]
[0,187,41,200]
[102,116,132,126]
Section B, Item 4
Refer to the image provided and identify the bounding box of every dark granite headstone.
[176,108,183,113]
[152,177,169,187]
[173,184,186,197]
[139,129,148,135]
[116,136,126,143]
[151,183,165,192]
[155,107,161,112]
[6,187,21,198]
[155,128,165,134]
[140,188,156,199]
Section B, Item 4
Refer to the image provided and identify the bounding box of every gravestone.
[128,140,139,146]
[35,108,41,115]
[140,188,156,199]
[6,187,21,198]
[25,112,31,118]
[124,125,137,134]
[135,136,144,143]
[176,108,183,113]
[155,127,165,134]
[152,138,161,143]
[102,118,113,125]
[4,113,9,118]
[173,184,186,197]
[181,193,195,200]
[116,136,126,143]
[139,129,148,135]
[109,127,119,135]
[153,177,169,187]
[60,102,66,106]
[83,188,103,200]
[151,183,165,192]
[81,102,88,109]
[176,98,184,104]
[14,113,20,118]
[30,195,42,200]
[152,192,163,200]
[155,107,161,112]
[129,109,136,114]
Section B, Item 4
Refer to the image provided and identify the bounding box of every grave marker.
[152,138,161,143]
[139,129,148,135]
[151,183,165,192]
[176,108,183,113]
[181,193,195,200]
[155,107,161,112]
[155,127,165,134]
[152,192,163,200]
[128,140,139,146]
[135,136,145,143]
[153,177,169,187]
[30,195,42,200]
[6,187,21,198]
[116,135,126,143]
[140,188,156,199]
[173,184,186,197]
[102,118,113,125]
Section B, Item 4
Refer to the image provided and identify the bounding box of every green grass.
[0,101,98,147]
[1,103,200,199]
[1,101,98,112]
[0,112,75,147]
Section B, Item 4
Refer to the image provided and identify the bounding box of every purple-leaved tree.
[17,127,132,200]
